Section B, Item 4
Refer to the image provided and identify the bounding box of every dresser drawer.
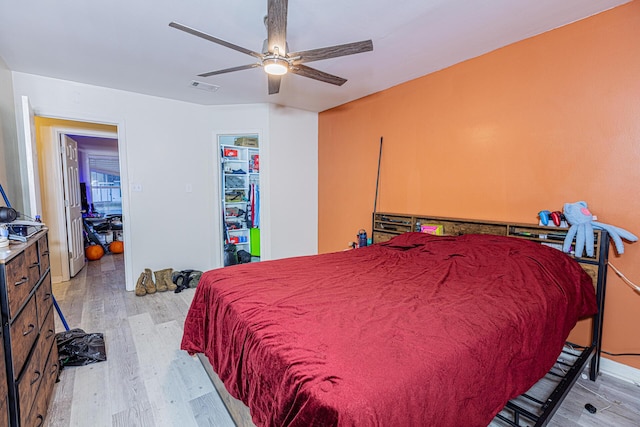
[22,321,57,427]
[0,330,8,427]
[10,295,39,376]
[42,334,59,404]
[25,243,41,295]
[0,395,8,427]
[38,236,50,275]
[36,272,53,330]
[25,393,46,427]
[17,347,43,427]
[35,341,59,427]
[6,252,30,319]
[38,308,57,374]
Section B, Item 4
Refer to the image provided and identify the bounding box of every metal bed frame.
[194,213,610,427]
[493,231,608,427]
[372,213,610,427]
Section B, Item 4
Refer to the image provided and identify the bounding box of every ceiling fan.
[169,0,373,95]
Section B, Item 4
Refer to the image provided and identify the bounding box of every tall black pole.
[373,136,383,213]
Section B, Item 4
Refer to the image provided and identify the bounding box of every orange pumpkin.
[109,240,124,254]
[85,244,104,261]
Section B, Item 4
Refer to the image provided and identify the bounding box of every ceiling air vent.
[189,80,220,92]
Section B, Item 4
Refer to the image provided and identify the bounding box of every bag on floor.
[56,328,107,367]
[237,249,252,264]
[224,243,238,266]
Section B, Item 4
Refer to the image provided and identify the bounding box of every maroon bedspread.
[181,233,596,427]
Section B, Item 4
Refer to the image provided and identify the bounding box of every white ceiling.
[0,0,630,113]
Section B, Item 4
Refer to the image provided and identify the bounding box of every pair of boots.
[135,268,176,296]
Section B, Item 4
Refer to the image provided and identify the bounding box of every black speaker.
[80,182,89,212]
[0,207,18,223]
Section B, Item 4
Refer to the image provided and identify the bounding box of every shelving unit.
[219,135,260,264]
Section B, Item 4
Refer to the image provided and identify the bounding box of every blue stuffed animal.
[562,201,637,257]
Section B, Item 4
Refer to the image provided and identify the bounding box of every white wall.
[267,104,318,259]
[11,72,318,290]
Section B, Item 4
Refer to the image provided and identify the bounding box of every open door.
[61,135,85,277]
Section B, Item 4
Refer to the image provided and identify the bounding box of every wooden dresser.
[0,230,59,427]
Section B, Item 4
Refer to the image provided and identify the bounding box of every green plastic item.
[250,228,261,257]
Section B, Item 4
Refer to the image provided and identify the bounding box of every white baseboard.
[599,357,640,385]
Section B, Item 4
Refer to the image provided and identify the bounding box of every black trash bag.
[56,328,107,367]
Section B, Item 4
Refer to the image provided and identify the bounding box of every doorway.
[34,117,125,283]
[217,133,261,267]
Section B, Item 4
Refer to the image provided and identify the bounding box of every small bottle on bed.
[357,230,368,247]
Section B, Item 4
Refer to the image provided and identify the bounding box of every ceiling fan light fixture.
[263,57,289,75]
[170,0,374,95]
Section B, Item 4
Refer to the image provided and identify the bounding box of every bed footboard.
[493,344,594,426]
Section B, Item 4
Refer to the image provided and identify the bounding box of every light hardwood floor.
[45,253,234,427]
[44,253,640,427]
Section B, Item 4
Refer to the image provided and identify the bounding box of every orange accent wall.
[319,1,640,369]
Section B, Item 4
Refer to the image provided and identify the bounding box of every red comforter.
[181,233,597,427]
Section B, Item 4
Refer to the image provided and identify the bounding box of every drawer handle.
[29,262,40,269]
[46,329,55,339]
[23,323,36,336]
[34,415,44,427]
[42,251,50,256]
[14,276,28,286]
[50,363,59,375]
[30,370,42,385]
[43,292,52,301]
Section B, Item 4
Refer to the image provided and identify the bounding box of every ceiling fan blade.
[268,74,282,95]
[289,40,373,64]
[169,22,263,59]
[267,0,288,54]
[198,63,261,78]
[290,64,347,86]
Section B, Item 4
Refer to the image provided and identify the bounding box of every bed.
[181,213,609,427]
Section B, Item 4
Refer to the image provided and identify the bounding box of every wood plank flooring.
[45,253,234,427]
[45,253,640,427]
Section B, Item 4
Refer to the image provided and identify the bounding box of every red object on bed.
[181,233,597,427]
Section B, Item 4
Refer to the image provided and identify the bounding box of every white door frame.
[40,126,123,282]
[25,107,132,290]
[214,130,266,267]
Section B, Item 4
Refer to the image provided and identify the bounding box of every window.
[89,156,121,215]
